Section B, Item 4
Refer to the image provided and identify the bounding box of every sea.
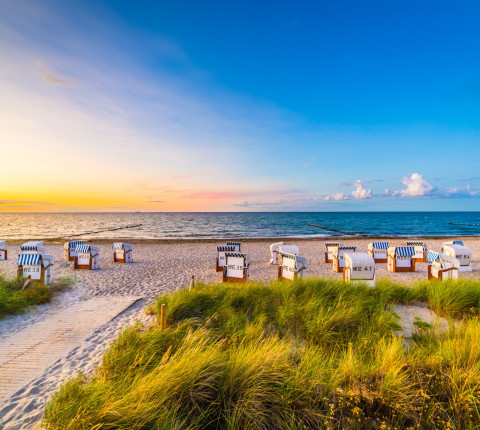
[0,212,480,240]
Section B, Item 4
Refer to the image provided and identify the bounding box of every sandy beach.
[0,237,479,429]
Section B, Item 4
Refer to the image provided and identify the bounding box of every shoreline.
[3,234,480,244]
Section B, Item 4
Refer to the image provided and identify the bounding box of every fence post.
[190,275,195,290]
[160,303,166,329]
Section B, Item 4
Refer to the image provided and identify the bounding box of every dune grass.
[43,278,480,429]
[0,274,75,319]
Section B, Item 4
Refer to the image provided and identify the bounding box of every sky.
[1,0,480,212]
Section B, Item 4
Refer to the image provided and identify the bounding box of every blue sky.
[0,0,479,211]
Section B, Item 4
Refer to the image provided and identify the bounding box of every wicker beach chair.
[113,242,133,263]
[387,246,416,272]
[367,241,388,263]
[278,252,307,280]
[223,252,250,283]
[426,250,459,280]
[332,246,356,273]
[74,244,100,270]
[343,252,376,286]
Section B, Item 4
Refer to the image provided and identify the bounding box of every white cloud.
[332,193,348,201]
[384,189,390,195]
[397,173,434,197]
[351,180,372,199]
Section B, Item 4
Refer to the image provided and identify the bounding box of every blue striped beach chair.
[74,244,100,270]
[17,252,54,285]
[64,240,84,261]
[324,242,341,263]
[405,241,427,262]
[216,245,236,272]
[113,242,133,263]
[426,250,460,280]
[367,241,389,263]
[387,246,416,272]
[332,246,356,272]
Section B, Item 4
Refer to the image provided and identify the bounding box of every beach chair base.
[367,250,387,263]
[17,264,53,285]
[222,270,248,283]
[74,256,99,270]
[277,266,306,280]
[215,258,224,272]
[387,258,416,273]
[0,249,7,261]
[65,251,76,262]
[114,250,133,263]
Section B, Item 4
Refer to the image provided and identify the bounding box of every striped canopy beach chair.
[74,244,100,270]
[441,242,472,272]
[226,242,241,252]
[426,250,459,280]
[216,245,236,272]
[0,240,6,261]
[223,252,250,283]
[64,240,84,261]
[113,242,133,263]
[406,241,427,262]
[324,242,341,263]
[343,252,376,286]
[278,252,307,280]
[17,252,54,285]
[387,246,416,272]
[332,246,356,273]
[367,241,389,263]
[20,241,46,255]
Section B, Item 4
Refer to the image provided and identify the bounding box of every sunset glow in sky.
[1,0,480,211]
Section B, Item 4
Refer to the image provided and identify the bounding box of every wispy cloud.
[459,177,480,182]
[35,60,76,86]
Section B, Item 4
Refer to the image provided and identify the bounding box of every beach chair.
[442,240,464,247]
[74,244,100,270]
[20,241,46,255]
[332,246,356,273]
[406,241,427,262]
[223,252,250,283]
[387,246,416,272]
[226,242,241,252]
[279,244,299,259]
[17,253,54,285]
[441,243,472,272]
[0,240,7,261]
[269,242,284,265]
[426,251,459,280]
[324,242,340,263]
[343,252,376,286]
[367,241,388,263]
[64,240,84,261]
[278,252,307,280]
[216,245,236,272]
[113,242,133,263]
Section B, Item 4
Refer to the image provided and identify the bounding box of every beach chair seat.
[332,246,356,272]
[226,242,241,252]
[367,241,388,263]
[441,243,472,272]
[223,252,250,283]
[387,246,416,272]
[113,242,133,263]
[426,251,459,280]
[74,245,100,270]
[343,252,375,286]
[64,240,84,261]
[216,245,236,272]
[406,241,427,262]
[0,240,7,261]
[269,242,284,265]
[324,242,341,263]
[17,253,54,285]
[278,252,307,280]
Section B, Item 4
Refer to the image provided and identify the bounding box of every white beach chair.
[324,242,341,263]
[216,245,236,272]
[367,241,388,263]
[74,244,100,270]
[279,244,299,259]
[387,246,416,272]
[343,252,376,286]
[332,246,356,272]
[17,252,54,285]
[223,252,250,283]
[278,252,307,280]
[64,240,84,261]
[113,242,133,263]
[269,242,284,265]
[406,241,427,262]
[0,240,7,261]
[441,243,472,272]
[426,251,459,280]
[226,242,241,252]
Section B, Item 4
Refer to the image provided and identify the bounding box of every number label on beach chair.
[281,256,296,280]
[226,256,245,278]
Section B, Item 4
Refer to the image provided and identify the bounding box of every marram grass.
[0,274,75,319]
[43,278,480,429]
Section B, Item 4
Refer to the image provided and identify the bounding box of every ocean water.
[0,212,480,240]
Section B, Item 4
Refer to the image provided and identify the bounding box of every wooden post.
[190,275,195,290]
[160,304,166,329]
